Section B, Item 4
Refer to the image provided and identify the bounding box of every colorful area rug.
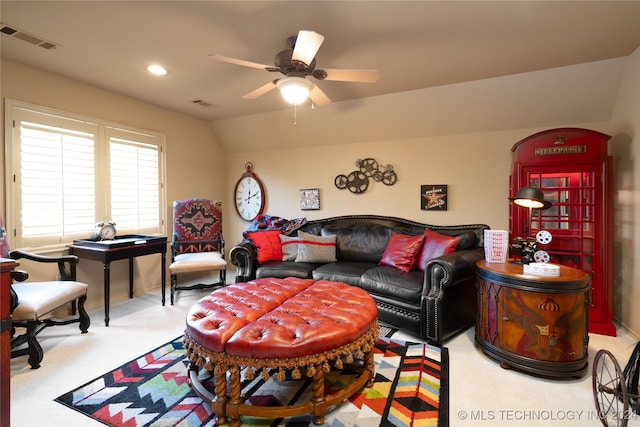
[55,336,449,427]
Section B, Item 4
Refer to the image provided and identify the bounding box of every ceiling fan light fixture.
[276,76,314,105]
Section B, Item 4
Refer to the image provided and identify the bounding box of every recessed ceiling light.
[147,64,167,76]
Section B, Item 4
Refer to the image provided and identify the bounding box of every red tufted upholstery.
[184,277,379,427]
[185,277,377,357]
[226,280,378,358]
[185,277,316,352]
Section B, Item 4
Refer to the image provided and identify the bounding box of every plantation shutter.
[18,119,97,247]
[108,128,162,235]
[7,100,166,251]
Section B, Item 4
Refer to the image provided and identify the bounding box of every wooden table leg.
[103,261,110,326]
[161,252,166,306]
[128,258,134,298]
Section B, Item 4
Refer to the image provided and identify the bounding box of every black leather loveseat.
[229,215,489,344]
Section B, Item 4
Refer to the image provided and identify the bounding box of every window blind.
[109,135,161,234]
[19,121,96,246]
[7,100,166,250]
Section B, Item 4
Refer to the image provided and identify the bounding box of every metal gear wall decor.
[334,158,397,194]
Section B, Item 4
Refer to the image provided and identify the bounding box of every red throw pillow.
[379,232,425,272]
[417,229,460,271]
[245,230,283,263]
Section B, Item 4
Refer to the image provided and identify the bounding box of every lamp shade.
[509,186,552,210]
[276,77,314,105]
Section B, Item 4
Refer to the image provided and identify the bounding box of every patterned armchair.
[169,199,227,304]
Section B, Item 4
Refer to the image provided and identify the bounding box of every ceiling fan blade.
[309,85,331,106]
[242,81,277,99]
[292,30,324,66]
[209,54,271,70]
[321,68,380,83]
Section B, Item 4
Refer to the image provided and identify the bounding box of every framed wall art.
[421,185,448,211]
[300,188,320,210]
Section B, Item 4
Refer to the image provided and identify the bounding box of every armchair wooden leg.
[25,321,44,369]
[77,295,90,333]
[170,274,177,305]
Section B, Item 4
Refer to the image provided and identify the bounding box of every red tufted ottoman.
[183,277,379,426]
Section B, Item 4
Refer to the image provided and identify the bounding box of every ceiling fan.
[209,30,379,106]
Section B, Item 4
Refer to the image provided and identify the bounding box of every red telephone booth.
[510,128,615,336]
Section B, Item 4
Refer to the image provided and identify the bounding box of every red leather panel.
[225,280,377,359]
[185,277,316,351]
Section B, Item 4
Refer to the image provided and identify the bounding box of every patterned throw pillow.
[379,232,425,272]
[416,229,460,271]
[280,234,300,261]
[295,231,337,263]
[245,230,283,263]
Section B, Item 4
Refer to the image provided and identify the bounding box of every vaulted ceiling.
[2,1,640,124]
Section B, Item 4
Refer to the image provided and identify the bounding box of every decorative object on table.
[508,185,552,264]
[421,185,448,210]
[299,188,320,210]
[523,262,560,277]
[334,157,397,194]
[208,30,379,107]
[234,162,266,221]
[483,230,509,263]
[94,218,116,240]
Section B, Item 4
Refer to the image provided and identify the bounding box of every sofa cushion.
[312,261,376,287]
[379,232,424,272]
[322,223,392,263]
[245,230,282,263]
[360,266,424,304]
[295,231,337,263]
[280,234,299,261]
[256,261,319,279]
[416,229,460,271]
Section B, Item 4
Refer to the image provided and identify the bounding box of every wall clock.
[234,162,266,221]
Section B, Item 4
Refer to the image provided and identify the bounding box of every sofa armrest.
[423,248,484,298]
[229,240,258,283]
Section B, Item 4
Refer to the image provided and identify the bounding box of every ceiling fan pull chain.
[294,104,297,125]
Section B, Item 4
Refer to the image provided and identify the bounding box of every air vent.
[0,22,60,50]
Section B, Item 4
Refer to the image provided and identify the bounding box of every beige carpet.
[10,286,639,427]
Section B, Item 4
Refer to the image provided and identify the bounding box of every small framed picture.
[421,185,448,210]
[300,188,320,210]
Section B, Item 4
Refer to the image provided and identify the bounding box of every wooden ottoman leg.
[213,364,228,426]
[365,349,375,388]
[227,366,243,427]
[311,363,327,426]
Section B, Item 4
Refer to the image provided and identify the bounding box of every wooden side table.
[476,260,589,378]
[69,235,167,326]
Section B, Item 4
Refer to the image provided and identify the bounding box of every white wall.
[610,47,640,335]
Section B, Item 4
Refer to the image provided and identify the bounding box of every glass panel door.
[527,171,596,276]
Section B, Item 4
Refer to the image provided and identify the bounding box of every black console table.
[69,235,167,326]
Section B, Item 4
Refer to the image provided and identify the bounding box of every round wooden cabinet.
[476,260,589,378]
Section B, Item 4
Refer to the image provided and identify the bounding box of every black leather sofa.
[229,215,489,344]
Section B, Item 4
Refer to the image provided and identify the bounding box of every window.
[6,100,166,251]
